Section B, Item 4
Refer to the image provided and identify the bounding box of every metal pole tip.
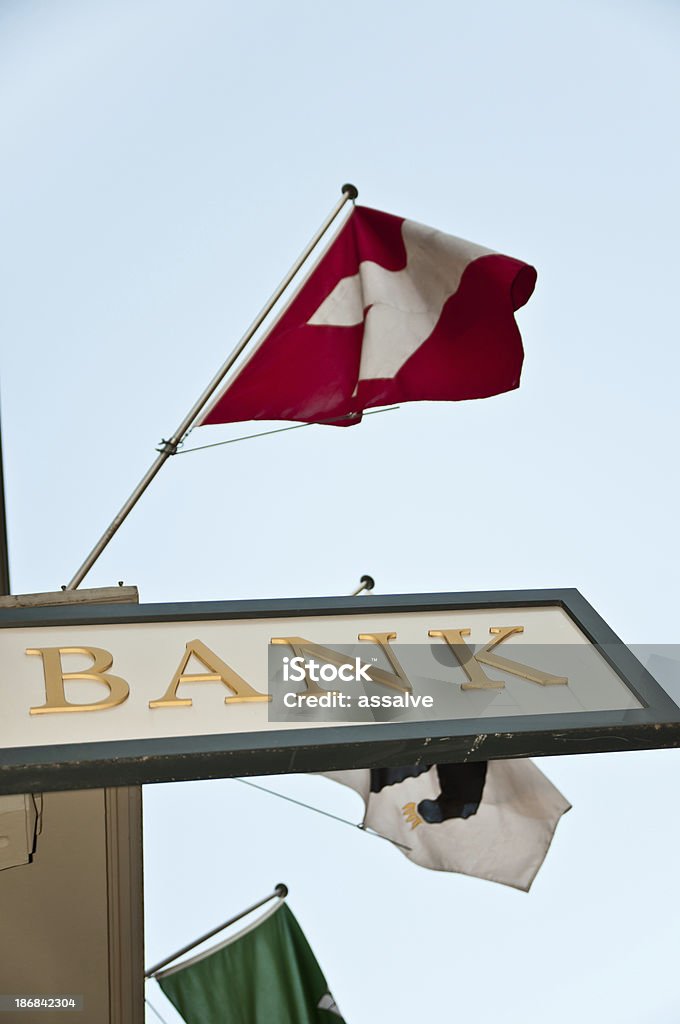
[341,183,359,200]
[275,882,289,898]
[350,574,376,596]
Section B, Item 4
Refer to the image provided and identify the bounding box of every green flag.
[156,900,345,1024]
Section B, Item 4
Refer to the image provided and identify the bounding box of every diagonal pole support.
[65,184,358,590]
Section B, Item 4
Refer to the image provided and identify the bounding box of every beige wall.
[0,788,143,1024]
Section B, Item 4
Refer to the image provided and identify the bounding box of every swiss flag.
[200,206,537,427]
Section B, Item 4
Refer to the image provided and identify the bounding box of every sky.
[1,1,679,1021]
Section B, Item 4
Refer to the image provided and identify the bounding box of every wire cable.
[234,778,411,852]
[174,406,400,455]
[145,995,172,1024]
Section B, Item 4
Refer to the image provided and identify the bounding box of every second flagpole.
[144,883,288,979]
[65,183,358,590]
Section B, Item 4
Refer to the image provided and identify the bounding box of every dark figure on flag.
[370,762,488,823]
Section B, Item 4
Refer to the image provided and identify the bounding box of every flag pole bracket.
[155,439,179,456]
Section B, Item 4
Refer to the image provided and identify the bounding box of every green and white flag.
[156,899,345,1024]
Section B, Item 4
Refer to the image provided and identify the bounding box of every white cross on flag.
[200,205,537,427]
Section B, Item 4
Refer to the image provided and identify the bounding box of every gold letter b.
[27,646,130,714]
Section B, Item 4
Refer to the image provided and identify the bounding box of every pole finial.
[341,183,359,200]
[275,882,289,898]
[350,574,375,596]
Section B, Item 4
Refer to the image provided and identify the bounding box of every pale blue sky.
[1,2,679,1021]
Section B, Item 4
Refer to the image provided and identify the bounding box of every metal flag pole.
[65,184,359,590]
[0,410,10,595]
[144,882,288,978]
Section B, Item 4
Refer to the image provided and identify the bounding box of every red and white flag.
[201,206,537,427]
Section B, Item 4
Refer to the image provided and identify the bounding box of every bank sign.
[0,590,678,794]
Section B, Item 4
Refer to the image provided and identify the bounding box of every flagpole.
[0,410,10,596]
[144,883,288,978]
[65,184,358,590]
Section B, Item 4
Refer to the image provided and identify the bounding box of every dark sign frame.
[1,588,679,794]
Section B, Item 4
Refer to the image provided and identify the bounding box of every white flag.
[323,760,570,892]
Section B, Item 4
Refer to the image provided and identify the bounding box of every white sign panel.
[0,590,676,793]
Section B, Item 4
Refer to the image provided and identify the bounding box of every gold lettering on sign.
[357,633,411,693]
[271,636,410,695]
[27,646,130,714]
[428,629,504,690]
[148,639,271,709]
[270,636,336,698]
[428,626,568,690]
[476,626,568,686]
